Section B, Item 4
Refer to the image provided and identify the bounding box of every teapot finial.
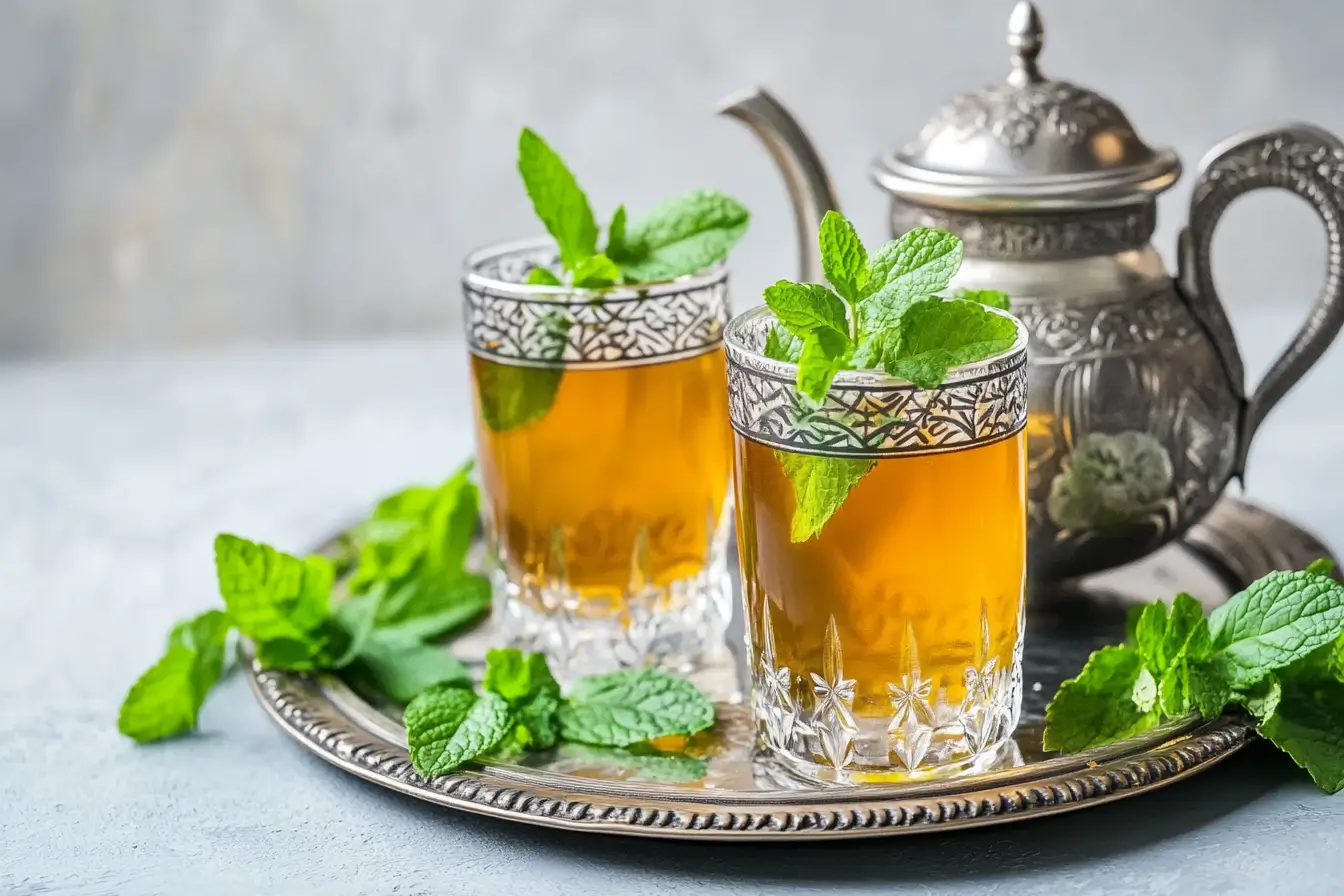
[1006,1,1045,87]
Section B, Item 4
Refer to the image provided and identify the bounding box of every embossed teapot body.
[720,2,1344,581]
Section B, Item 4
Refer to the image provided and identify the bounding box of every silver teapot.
[719,1,1344,581]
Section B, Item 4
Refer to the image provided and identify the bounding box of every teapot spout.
[717,87,840,284]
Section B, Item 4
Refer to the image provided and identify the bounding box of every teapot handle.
[1177,125,1344,479]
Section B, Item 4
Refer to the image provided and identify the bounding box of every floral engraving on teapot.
[906,81,1131,155]
[1046,432,1174,532]
[1013,287,1197,359]
[889,203,1155,259]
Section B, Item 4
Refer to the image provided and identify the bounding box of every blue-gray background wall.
[2,0,1339,359]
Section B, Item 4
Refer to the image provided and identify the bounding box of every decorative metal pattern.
[906,79,1130,155]
[889,202,1156,260]
[462,240,730,369]
[242,498,1330,841]
[724,309,1028,458]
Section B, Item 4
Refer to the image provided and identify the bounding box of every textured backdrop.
[2,0,1341,358]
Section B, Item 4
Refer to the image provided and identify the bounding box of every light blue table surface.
[4,306,1344,895]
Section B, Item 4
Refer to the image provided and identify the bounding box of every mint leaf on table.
[1205,570,1344,691]
[611,189,749,284]
[953,287,1011,310]
[348,635,470,704]
[818,210,868,305]
[1044,562,1344,793]
[215,534,332,648]
[876,298,1018,390]
[517,128,597,272]
[404,684,513,776]
[1259,677,1344,794]
[557,668,716,747]
[775,451,874,543]
[1043,646,1161,752]
[118,609,232,743]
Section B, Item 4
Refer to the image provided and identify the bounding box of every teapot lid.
[872,2,1182,211]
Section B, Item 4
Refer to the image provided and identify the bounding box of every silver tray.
[244,497,1330,841]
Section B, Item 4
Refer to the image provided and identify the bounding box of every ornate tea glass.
[463,238,734,675]
[725,305,1030,782]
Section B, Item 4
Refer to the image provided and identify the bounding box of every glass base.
[492,561,733,678]
[759,718,1023,786]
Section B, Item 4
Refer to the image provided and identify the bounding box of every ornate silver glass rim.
[724,305,1029,457]
[462,237,731,369]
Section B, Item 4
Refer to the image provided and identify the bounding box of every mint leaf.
[606,205,630,259]
[215,534,332,645]
[374,573,490,642]
[512,688,561,750]
[1187,657,1233,718]
[1206,570,1344,691]
[763,325,804,363]
[404,684,512,777]
[862,227,963,302]
[953,287,1010,310]
[328,590,384,668]
[796,327,852,403]
[762,281,849,337]
[1043,646,1160,752]
[818,210,868,304]
[1259,677,1344,793]
[525,266,562,286]
[881,298,1018,390]
[1159,662,1188,717]
[483,647,559,705]
[117,609,232,743]
[475,313,569,433]
[1163,593,1207,665]
[1242,674,1283,723]
[350,634,470,703]
[571,253,621,288]
[517,128,596,271]
[776,452,875,542]
[615,189,749,283]
[1133,601,1168,671]
[557,668,716,747]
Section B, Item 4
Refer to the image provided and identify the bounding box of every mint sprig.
[117,464,491,742]
[759,211,1016,541]
[1043,561,1344,793]
[516,128,749,288]
[401,652,717,776]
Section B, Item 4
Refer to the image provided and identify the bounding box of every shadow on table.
[360,741,1292,886]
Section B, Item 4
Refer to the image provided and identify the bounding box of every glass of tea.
[725,304,1030,782]
[463,238,734,675]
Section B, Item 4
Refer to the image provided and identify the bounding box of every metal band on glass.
[724,306,1029,457]
[462,238,730,370]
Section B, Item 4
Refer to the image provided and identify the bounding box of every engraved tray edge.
[241,496,1330,841]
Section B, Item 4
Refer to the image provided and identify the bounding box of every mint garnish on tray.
[117,460,719,781]
[761,211,1016,542]
[117,462,489,741]
[1044,560,1344,793]
[405,651,717,776]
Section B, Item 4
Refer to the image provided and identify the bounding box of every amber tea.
[464,239,735,673]
[725,303,1030,781]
